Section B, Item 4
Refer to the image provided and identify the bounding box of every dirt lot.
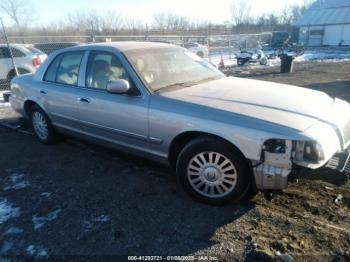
[0,61,349,261]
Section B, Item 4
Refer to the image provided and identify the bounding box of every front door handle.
[39,90,46,94]
[78,97,91,103]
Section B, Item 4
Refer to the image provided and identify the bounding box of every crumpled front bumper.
[254,148,350,191]
[325,150,350,174]
[254,164,291,190]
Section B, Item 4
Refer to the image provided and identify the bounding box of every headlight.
[294,141,325,162]
[263,139,287,153]
[263,139,325,163]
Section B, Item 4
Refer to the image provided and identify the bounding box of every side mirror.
[106,79,130,94]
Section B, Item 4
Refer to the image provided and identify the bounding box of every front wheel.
[30,105,60,144]
[260,58,268,65]
[176,136,251,204]
[237,58,246,66]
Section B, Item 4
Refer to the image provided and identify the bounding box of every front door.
[77,50,150,153]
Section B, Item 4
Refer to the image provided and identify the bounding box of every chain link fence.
[0,30,272,90]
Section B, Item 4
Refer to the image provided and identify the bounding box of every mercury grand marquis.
[10,42,350,204]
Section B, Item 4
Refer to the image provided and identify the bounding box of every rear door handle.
[40,90,46,94]
[78,97,91,103]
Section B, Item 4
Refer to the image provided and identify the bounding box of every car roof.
[61,41,178,53]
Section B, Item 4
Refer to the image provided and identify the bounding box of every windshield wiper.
[154,76,222,93]
[154,82,190,92]
[191,76,222,85]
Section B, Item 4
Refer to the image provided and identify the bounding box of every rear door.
[77,50,150,153]
[39,51,85,131]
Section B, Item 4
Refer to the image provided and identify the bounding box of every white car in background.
[0,44,47,85]
[184,42,209,58]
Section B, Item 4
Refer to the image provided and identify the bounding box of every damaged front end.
[252,139,333,190]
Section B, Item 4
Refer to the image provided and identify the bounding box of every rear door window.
[56,52,83,86]
[44,54,62,82]
[44,51,84,86]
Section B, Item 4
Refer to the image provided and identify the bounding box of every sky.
[0,0,307,26]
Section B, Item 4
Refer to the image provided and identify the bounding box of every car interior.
[86,53,129,89]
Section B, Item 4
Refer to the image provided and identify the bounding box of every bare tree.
[0,0,33,36]
[230,0,251,25]
[153,12,169,30]
[123,18,144,33]
[65,11,100,34]
[267,13,279,26]
[280,0,315,26]
[153,11,176,30]
[281,5,293,25]
[98,11,123,34]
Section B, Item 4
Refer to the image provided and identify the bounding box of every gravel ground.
[0,61,349,261]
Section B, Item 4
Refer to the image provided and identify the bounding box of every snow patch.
[81,214,111,233]
[295,51,350,62]
[40,192,51,198]
[3,173,30,191]
[0,102,10,108]
[1,241,14,253]
[94,214,110,222]
[209,50,350,69]
[0,199,20,224]
[32,209,61,230]
[26,245,48,257]
[5,226,24,235]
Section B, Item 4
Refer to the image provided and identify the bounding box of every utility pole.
[0,17,18,76]
[145,23,149,41]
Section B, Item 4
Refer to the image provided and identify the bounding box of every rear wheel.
[30,105,60,144]
[176,136,251,204]
[237,58,246,66]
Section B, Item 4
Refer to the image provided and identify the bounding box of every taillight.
[32,56,41,67]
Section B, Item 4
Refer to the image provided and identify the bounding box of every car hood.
[159,77,336,132]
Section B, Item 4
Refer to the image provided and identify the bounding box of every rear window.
[11,48,26,57]
[0,47,25,58]
[44,51,84,86]
[0,47,10,59]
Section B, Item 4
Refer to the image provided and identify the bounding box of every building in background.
[294,0,350,47]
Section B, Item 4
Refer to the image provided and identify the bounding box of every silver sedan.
[10,42,350,204]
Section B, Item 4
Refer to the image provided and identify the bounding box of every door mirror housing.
[106,79,130,94]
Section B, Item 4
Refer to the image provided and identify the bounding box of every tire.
[176,136,251,205]
[30,105,59,144]
[196,51,204,58]
[260,58,268,65]
[237,58,246,66]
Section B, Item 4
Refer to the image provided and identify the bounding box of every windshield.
[125,47,224,92]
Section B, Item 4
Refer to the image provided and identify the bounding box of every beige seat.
[91,60,112,89]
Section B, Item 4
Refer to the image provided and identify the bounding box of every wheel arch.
[23,100,48,119]
[168,131,248,170]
